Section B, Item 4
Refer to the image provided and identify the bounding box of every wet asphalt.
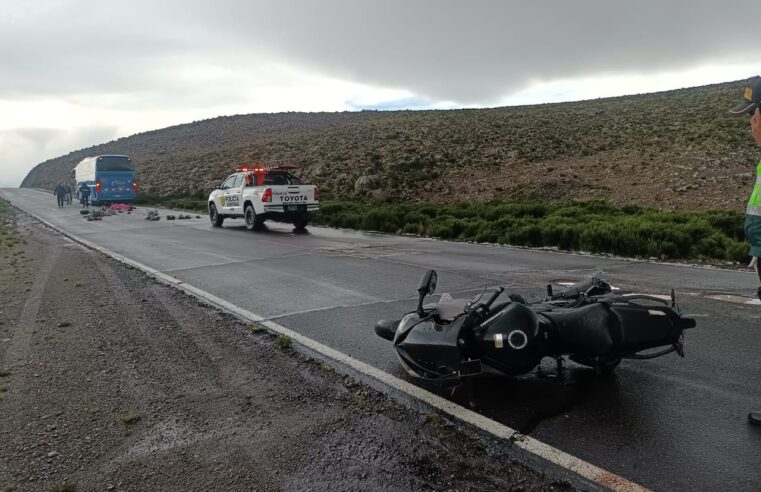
[3,188,760,491]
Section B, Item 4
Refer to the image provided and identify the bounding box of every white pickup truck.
[207,166,319,231]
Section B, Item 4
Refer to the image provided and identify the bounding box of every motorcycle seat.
[542,303,621,354]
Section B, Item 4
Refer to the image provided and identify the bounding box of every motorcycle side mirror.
[416,270,437,316]
[418,269,437,296]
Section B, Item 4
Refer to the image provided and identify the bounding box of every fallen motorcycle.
[375,270,695,384]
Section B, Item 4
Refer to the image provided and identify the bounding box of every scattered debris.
[56,322,71,328]
[166,215,176,221]
[109,203,133,213]
[145,210,160,221]
[84,210,105,221]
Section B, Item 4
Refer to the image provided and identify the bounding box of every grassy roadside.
[138,195,750,263]
[0,199,20,249]
[311,200,749,263]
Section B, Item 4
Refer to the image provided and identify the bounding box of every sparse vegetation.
[50,482,76,492]
[274,335,293,352]
[247,323,264,334]
[0,199,19,248]
[119,412,141,426]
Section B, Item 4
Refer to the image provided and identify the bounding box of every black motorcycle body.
[375,271,696,383]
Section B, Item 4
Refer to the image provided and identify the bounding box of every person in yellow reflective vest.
[729,76,761,426]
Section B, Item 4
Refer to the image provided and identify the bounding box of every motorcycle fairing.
[395,314,464,379]
[475,303,543,375]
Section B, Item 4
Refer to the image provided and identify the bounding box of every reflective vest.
[748,160,761,216]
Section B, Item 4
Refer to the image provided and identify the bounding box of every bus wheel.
[209,203,224,227]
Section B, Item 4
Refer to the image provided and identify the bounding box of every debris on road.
[166,215,176,220]
[109,203,134,214]
[145,210,160,221]
[84,210,105,221]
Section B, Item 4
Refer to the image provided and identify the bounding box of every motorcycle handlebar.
[484,287,504,309]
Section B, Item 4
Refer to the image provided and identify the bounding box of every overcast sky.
[1,0,760,187]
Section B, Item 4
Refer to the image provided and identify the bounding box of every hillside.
[20,80,761,210]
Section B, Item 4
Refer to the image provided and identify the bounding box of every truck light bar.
[236,160,300,173]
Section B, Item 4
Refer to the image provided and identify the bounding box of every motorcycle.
[375,270,696,385]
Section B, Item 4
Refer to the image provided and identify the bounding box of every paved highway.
[3,188,760,491]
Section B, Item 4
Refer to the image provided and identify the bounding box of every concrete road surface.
[3,188,760,491]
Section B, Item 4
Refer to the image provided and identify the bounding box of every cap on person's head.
[729,76,761,116]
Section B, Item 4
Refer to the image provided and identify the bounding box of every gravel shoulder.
[0,206,573,492]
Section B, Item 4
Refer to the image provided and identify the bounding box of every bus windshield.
[96,156,135,172]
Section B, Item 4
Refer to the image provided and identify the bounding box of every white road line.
[705,294,761,306]
[4,195,649,492]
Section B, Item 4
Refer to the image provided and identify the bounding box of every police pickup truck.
[208,164,319,231]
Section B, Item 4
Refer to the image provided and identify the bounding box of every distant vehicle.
[71,155,137,205]
[208,163,319,231]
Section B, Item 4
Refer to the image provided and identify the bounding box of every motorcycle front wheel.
[569,356,621,374]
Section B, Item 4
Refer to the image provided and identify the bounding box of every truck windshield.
[96,156,135,172]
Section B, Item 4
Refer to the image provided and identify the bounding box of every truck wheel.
[209,203,224,227]
[244,205,261,231]
[293,217,309,231]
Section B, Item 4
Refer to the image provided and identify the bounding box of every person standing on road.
[78,182,91,208]
[729,76,761,426]
[65,183,73,205]
[53,182,67,208]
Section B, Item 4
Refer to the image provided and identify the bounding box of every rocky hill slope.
[21,80,761,210]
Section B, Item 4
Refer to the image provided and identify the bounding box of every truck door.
[225,174,244,214]
[218,175,237,211]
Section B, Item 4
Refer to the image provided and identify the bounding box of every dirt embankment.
[0,207,571,491]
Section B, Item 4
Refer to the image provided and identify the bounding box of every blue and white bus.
[72,155,137,204]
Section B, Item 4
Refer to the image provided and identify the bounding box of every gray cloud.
[1,0,759,187]
[1,1,758,105]
[0,125,118,187]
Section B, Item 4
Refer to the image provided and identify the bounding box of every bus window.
[96,156,135,172]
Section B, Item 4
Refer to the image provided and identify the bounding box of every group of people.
[53,182,91,208]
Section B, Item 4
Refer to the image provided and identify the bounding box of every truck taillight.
[95,180,101,192]
[314,186,320,201]
[133,181,137,193]
[262,188,272,203]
